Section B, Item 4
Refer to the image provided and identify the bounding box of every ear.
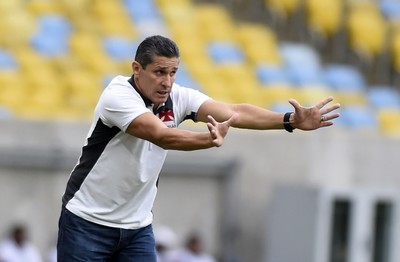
[132,61,141,76]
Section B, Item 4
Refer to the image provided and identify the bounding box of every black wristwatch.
[283,112,295,133]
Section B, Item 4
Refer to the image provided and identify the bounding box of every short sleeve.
[171,83,211,123]
[98,81,150,132]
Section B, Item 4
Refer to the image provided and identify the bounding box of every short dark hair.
[135,35,180,69]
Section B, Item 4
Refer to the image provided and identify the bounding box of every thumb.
[288,98,301,111]
[226,113,239,126]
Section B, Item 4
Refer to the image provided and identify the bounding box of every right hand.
[206,114,238,147]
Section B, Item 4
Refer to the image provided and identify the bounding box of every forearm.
[230,104,285,130]
[152,128,215,151]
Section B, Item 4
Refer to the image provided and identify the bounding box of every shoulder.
[100,76,143,107]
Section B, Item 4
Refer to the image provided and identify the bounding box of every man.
[0,224,42,262]
[57,35,340,261]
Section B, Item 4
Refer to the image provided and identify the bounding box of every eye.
[155,70,164,76]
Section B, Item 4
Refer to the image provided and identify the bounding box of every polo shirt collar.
[127,76,173,111]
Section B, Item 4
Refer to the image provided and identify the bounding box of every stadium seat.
[0,49,18,70]
[256,64,290,85]
[103,36,138,62]
[347,1,388,58]
[207,41,245,65]
[305,0,344,37]
[295,84,333,106]
[0,71,28,110]
[236,22,282,65]
[175,63,201,90]
[391,28,400,73]
[367,85,400,109]
[123,0,161,23]
[27,0,61,15]
[337,105,378,130]
[0,8,36,48]
[195,4,236,41]
[30,14,72,57]
[265,0,302,18]
[259,83,298,107]
[279,42,321,70]
[379,0,400,21]
[322,64,366,92]
[92,0,137,38]
[377,109,400,136]
[279,42,324,86]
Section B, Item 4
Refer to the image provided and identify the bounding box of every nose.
[162,75,173,88]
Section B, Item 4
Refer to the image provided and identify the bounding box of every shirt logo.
[157,109,176,128]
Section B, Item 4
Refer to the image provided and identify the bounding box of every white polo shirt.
[63,75,210,229]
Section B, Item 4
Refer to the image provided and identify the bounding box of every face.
[132,55,179,107]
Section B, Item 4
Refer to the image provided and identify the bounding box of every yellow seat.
[377,109,400,136]
[260,83,298,106]
[391,29,400,73]
[63,70,102,115]
[236,22,282,65]
[92,0,137,38]
[347,2,388,58]
[195,4,237,41]
[306,0,344,37]
[0,11,36,48]
[265,0,302,19]
[156,0,191,9]
[294,85,333,106]
[333,90,367,106]
[0,71,28,110]
[69,32,119,75]
[27,0,61,15]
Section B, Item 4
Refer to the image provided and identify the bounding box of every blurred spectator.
[46,245,56,262]
[170,233,216,262]
[154,225,177,262]
[0,224,42,262]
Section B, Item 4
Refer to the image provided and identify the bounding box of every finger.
[316,96,334,109]
[320,103,341,115]
[225,113,239,126]
[288,98,301,111]
[207,123,217,139]
[321,112,340,122]
[320,121,334,127]
[207,115,218,126]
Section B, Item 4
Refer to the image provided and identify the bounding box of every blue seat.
[279,42,322,86]
[37,14,72,37]
[322,64,365,92]
[30,14,72,57]
[285,65,322,86]
[0,49,18,70]
[367,85,400,109]
[208,41,245,64]
[279,42,321,70]
[270,102,294,113]
[31,33,69,57]
[103,36,138,62]
[175,63,201,90]
[256,64,289,85]
[123,0,160,22]
[380,0,400,20]
[338,106,378,129]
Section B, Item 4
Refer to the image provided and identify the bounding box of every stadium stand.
[0,0,399,136]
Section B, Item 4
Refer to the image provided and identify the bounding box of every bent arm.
[126,112,215,150]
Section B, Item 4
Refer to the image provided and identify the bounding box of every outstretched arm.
[196,97,340,131]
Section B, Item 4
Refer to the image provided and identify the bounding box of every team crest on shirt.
[157,109,176,128]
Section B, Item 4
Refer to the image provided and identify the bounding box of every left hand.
[289,96,340,131]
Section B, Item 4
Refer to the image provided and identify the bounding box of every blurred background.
[0,0,400,261]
